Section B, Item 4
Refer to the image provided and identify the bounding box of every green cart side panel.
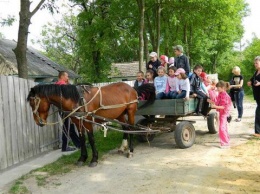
[136,98,198,116]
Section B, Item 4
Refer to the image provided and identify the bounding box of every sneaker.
[253,134,260,137]
[235,118,241,122]
[227,115,232,123]
[193,112,202,116]
[62,146,76,152]
[220,145,230,149]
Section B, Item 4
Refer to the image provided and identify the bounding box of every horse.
[27,82,155,167]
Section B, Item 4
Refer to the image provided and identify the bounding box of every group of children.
[135,62,233,149]
[135,64,219,114]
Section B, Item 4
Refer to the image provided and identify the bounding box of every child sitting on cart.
[190,65,209,116]
[144,69,154,84]
[165,66,178,98]
[154,66,167,99]
[173,68,190,100]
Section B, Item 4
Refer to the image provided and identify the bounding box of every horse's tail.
[135,83,155,109]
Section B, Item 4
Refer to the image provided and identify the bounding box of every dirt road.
[8,101,260,193]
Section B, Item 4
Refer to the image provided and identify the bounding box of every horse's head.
[27,88,51,127]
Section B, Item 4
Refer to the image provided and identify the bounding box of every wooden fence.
[93,80,135,87]
[0,76,59,171]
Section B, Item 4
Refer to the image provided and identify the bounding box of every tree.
[136,0,145,71]
[13,0,56,79]
[35,7,81,73]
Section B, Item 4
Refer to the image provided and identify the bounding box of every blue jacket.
[154,76,167,93]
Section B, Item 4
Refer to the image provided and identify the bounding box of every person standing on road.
[208,81,232,148]
[55,71,81,152]
[247,56,260,137]
[229,66,244,122]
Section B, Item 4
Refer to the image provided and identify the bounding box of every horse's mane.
[27,84,81,103]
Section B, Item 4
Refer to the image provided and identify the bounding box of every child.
[134,71,145,89]
[154,66,167,99]
[174,68,190,99]
[146,52,161,78]
[165,66,178,98]
[200,72,209,87]
[168,57,175,67]
[208,81,232,148]
[229,66,244,122]
[190,65,209,115]
[207,76,218,103]
[144,69,154,84]
[160,55,169,68]
[173,45,190,76]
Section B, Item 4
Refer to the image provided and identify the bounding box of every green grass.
[9,180,29,194]
[244,94,255,102]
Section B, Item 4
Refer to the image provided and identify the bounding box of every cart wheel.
[207,112,218,134]
[136,118,155,143]
[174,121,195,149]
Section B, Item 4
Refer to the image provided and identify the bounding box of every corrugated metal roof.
[0,39,79,79]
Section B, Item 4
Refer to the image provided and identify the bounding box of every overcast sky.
[0,0,259,50]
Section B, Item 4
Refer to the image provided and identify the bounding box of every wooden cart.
[135,98,218,148]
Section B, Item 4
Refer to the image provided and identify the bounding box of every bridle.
[32,96,41,114]
[30,96,46,126]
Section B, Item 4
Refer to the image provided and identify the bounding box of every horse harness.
[31,85,138,127]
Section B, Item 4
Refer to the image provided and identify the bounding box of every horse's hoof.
[76,161,84,166]
[89,162,98,167]
[118,150,124,154]
[127,152,133,158]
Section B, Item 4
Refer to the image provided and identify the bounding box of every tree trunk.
[145,10,155,52]
[137,0,145,71]
[13,0,31,78]
[144,26,149,65]
[13,0,46,79]
[156,0,161,55]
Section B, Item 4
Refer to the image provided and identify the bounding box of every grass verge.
[8,129,124,193]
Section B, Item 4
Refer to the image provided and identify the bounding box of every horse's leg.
[118,130,129,154]
[86,123,98,167]
[76,132,88,166]
[117,114,129,154]
[71,119,88,166]
[127,106,136,158]
[117,114,134,158]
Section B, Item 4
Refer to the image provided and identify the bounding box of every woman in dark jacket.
[247,56,260,137]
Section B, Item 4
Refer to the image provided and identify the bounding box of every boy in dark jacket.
[190,65,209,116]
[174,45,190,76]
[134,71,145,89]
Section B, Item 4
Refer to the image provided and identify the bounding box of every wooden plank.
[26,80,35,157]
[1,76,13,167]
[16,77,25,162]
[18,79,28,161]
[8,76,19,165]
[0,76,8,170]
[20,78,30,159]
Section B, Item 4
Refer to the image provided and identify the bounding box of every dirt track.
[6,101,260,193]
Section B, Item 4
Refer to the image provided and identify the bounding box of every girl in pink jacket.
[208,81,232,148]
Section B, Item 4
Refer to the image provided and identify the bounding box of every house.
[109,61,145,81]
[0,39,79,82]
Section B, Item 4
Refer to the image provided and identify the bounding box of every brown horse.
[27,82,155,167]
